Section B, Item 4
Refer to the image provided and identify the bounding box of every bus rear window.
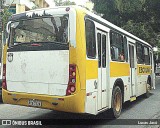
[9,15,68,47]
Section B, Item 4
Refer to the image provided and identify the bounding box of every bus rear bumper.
[2,89,85,113]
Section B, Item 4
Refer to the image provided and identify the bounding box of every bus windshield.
[9,15,68,46]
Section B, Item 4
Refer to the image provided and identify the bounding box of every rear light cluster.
[2,64,7,90]
[66,64,76,95]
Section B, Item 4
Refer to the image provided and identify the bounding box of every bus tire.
[111,86,122,118]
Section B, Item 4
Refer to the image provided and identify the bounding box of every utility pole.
[0,0,3,46]
[0,0,3,66]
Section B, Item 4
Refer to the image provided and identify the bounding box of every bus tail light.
[66,64,76,95]
[2,64,7,90]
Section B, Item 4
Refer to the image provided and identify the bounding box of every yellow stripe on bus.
[3,44,7,64]
[110,62,130,77]
[86,60,98,79]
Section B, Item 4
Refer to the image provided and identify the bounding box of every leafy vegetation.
[0,8,11,59]
[1,7,12,32]
[91,0,160,46]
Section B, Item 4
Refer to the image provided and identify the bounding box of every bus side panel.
[71,8,87,113]
[136,64,151,96]
[75,8,86,90]
[78,10,99,114]
[110,62,130,103]
[85,60,98,115]
[110,62,130,77]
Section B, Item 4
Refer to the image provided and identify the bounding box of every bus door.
[128,42,136,98]
[97,30,108,110]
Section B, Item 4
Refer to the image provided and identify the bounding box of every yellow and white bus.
[2,6,155,118]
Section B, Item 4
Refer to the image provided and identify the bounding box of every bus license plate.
[28,99,42,107]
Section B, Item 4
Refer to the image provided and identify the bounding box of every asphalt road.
[0,77,160,127]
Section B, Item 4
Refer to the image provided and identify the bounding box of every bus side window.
[97,33,101,67]
[144,46,150,65]
[111,46,119,60]
[110,31,119,61]
[85,19,96,59]
[119,35,124,61]
[123,36,128,62]
[110,31,127,62]
[136,42,144,64]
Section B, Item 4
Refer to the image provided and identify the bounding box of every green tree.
[122,21,157,46]
[91,0,160,46]
[0,6,12,48]
[91,0,148,26]
[1,7,12,32]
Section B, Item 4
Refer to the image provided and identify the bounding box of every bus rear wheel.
[111,86,122,118]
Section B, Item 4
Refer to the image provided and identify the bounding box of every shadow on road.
[28,103,118,125]
[29,110,116,125]
[26,93,154,125]
[122,93,153,111]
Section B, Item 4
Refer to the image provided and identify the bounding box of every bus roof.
[10,6,152,48]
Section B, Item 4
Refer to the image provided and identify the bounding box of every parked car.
[155,67,160,76]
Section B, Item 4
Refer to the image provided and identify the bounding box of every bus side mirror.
[6,21,11,34]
